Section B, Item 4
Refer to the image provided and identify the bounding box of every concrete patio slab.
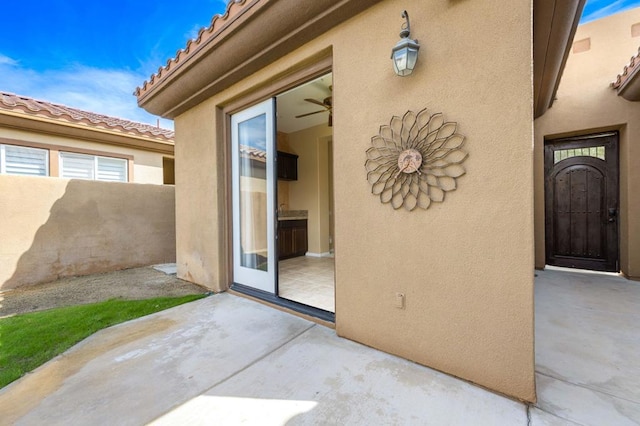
[152,325,526,425]
[152,263,178,275]
[529,406,582,426]
[535,267,640,425]
[536,373,640,426]
[0,293,528,425]
[2,267,637,425]
[0,295,314,425]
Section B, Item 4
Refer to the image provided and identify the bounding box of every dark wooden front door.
[544,133,619,272]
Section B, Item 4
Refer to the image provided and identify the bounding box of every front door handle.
[608,208,617,223]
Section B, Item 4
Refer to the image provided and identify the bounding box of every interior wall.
[276,132,291,208]
[534,8,640,279]
[173,0,535,401]
[287,124,333,255]
[328,139,335,252]
[318,136,332,254]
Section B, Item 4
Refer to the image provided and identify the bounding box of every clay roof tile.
[239,145,267,162]
[0,91,174,141]
[611,46,640,90]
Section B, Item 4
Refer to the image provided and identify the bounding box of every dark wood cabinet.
[277,151,298,181]
[278,219,307,260]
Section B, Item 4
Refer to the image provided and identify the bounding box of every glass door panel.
[231,99,276,293]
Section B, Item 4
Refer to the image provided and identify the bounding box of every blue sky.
[581,0,640,22]
[0,1,229,128]
[0,1,637,129]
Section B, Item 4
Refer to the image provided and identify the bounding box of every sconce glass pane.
[407,47,419,70]
[393,49,408,75]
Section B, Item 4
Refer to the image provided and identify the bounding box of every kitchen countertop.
[278,210,308,221]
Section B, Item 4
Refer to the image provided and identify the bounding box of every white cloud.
[0,53,18,66]
[184,23,205,42]
[0,59,173,129]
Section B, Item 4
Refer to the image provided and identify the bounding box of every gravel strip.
[0,267,208,317]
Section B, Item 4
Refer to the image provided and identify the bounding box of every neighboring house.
[535,8,640,282]
[135,0,587,402]
[0,92,177,290]
[0,92,175,184]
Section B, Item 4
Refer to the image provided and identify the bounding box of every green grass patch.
[0,294,206,389]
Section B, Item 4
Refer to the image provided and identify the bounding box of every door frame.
[544,131,619,272]
[223,55,335,322]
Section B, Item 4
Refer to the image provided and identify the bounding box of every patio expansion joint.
[535,370,640,406]
[529,404,582,426]
[150,322,318,422]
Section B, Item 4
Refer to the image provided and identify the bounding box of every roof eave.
[533,0,587,119]
[138,0,585,120]
[136,0,384,119]
[613,59,640,101]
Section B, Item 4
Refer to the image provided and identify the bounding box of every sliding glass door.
[231,99,277,293]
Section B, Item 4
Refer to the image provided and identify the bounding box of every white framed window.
[0,144,49,176]
[60,152,128,182]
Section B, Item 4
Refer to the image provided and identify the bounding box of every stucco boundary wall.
[0,175,176,290]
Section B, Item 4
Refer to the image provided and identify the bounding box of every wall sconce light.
[391,10,420,76]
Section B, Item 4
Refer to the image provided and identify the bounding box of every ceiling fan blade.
[304,98,326,107]
[295,110,326,118]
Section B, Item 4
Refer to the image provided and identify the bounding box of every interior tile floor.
[278,256,335,312]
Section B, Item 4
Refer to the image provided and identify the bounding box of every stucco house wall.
[0,92,174,185]
[534,8,640,280]
[0,127,167,184]
[168,0,535,401]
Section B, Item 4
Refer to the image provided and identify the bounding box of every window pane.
[238,114,268,271]
[554,146,606,164]
[3,145,48,176]
[97,156,127,182]
[60,152,94,179]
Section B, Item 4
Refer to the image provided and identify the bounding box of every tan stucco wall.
[0,127,168,184]
[287,125,333,255]
[173,0,534,401]
[174,102,225,286]
[0,175,176,290]
[534,8,640,279]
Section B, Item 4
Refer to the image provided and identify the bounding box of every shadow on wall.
[0,176,176,290]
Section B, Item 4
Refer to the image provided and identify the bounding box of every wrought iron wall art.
[365,109,467,211]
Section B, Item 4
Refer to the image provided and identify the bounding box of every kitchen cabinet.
[278,219,307,259]
[277,151,298,181]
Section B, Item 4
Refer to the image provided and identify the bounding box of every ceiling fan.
[295,87,332,127]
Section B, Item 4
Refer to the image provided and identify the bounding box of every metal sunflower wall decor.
[365,109,467,211]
